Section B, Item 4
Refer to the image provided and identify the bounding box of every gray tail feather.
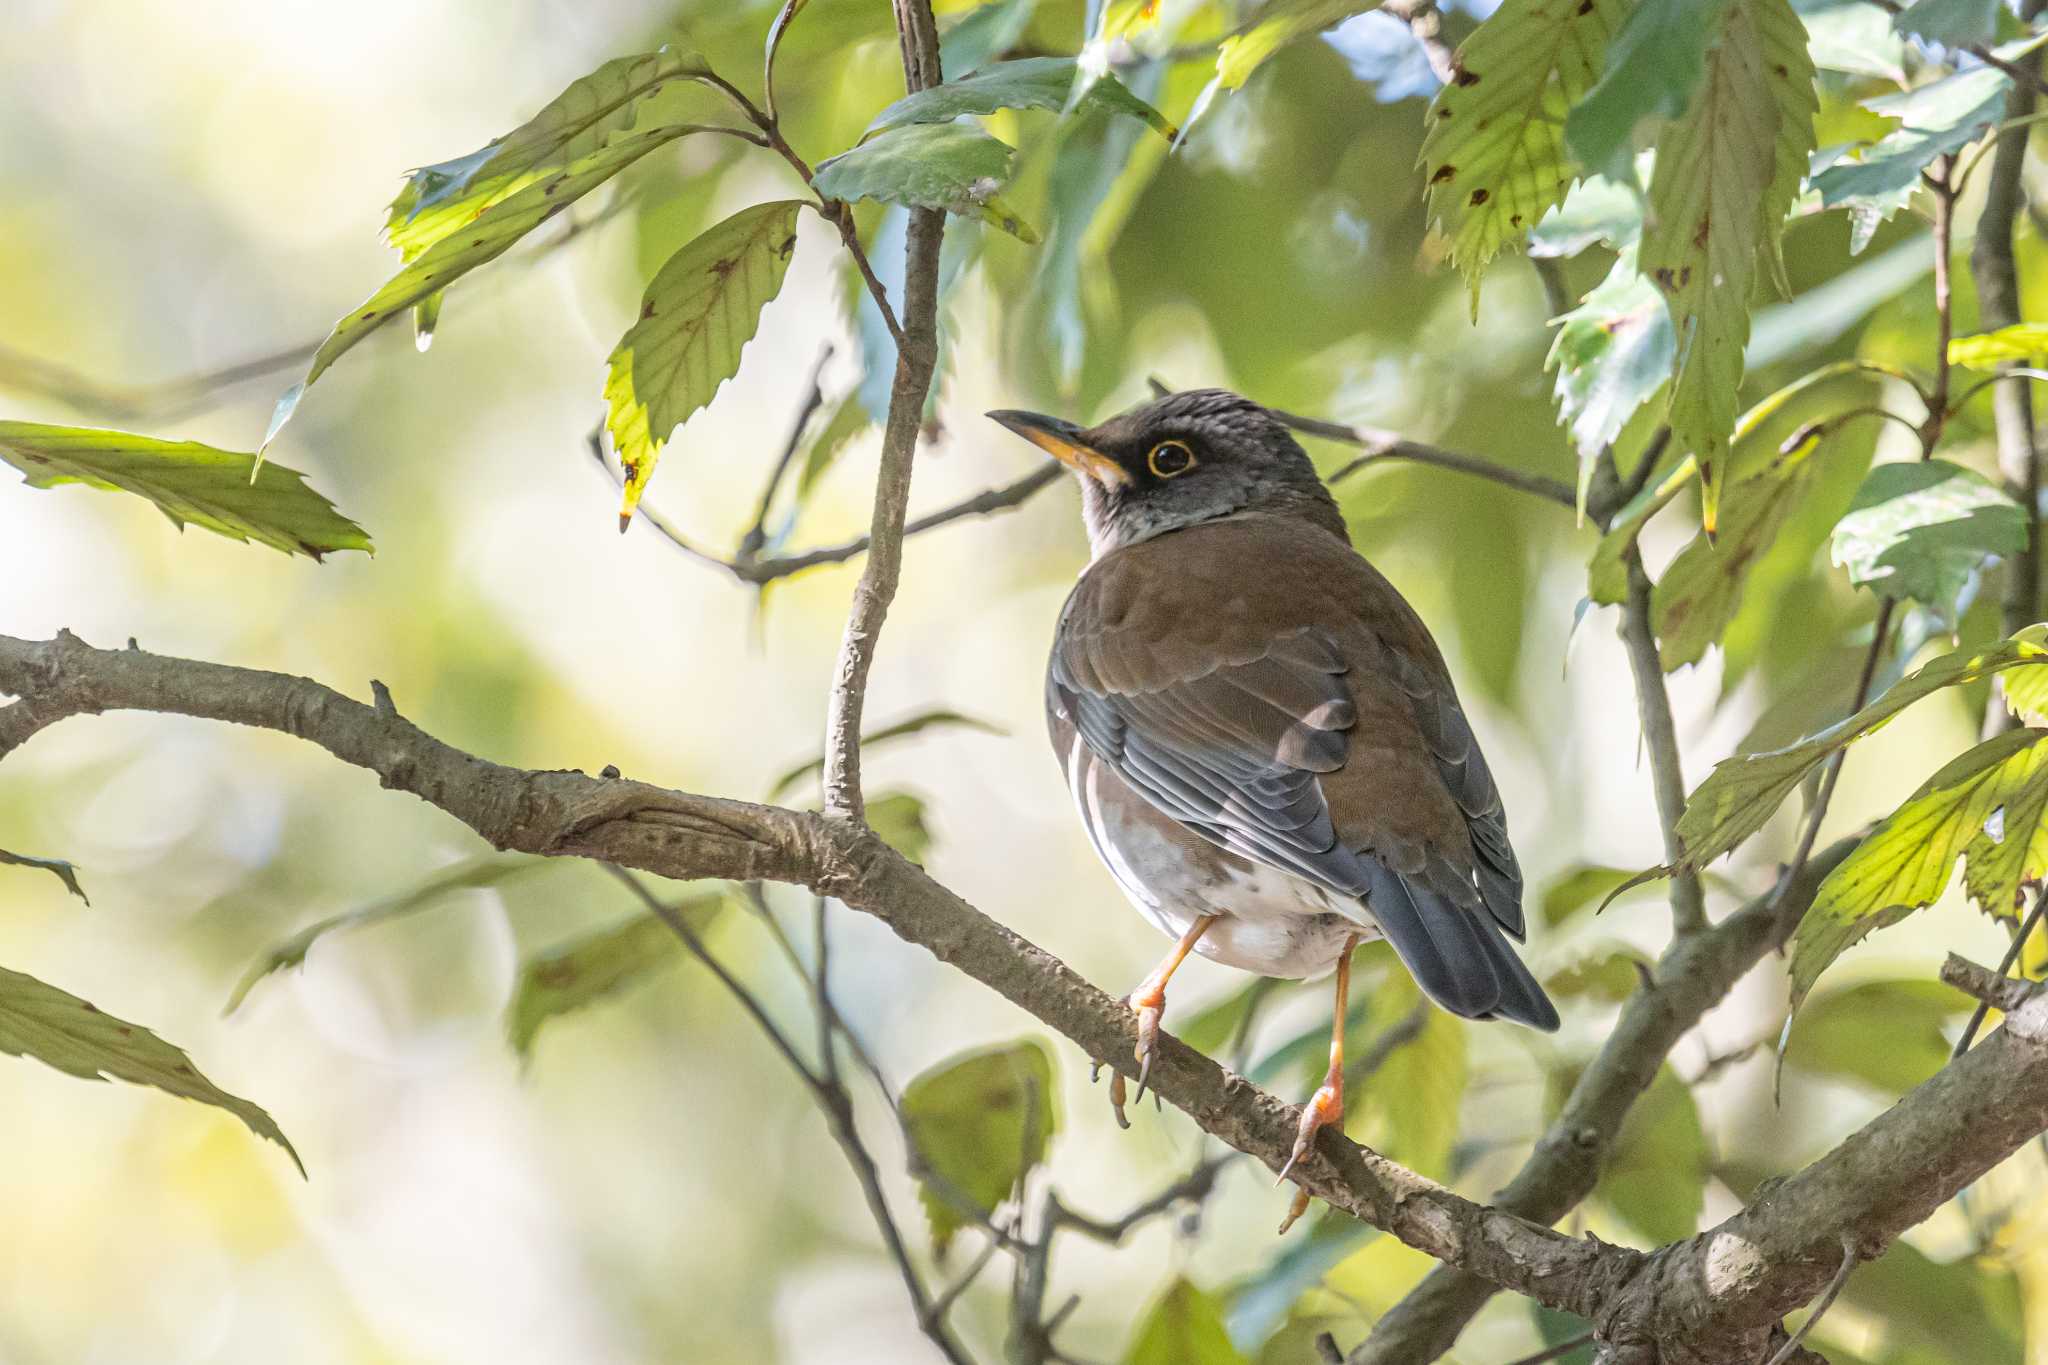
[1362,868,1559,1033]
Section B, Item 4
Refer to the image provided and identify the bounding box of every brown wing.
[1048,513,1552,1028]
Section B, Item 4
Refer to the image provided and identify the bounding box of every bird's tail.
[1359,866,1560,1032]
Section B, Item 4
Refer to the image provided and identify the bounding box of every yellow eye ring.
[1148,440,1195,478]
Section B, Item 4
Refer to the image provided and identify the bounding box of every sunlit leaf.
[1565,0,1733,181]
[0,963,300,1174]
[297,125,697,403]
[1597,1065,1706,1243]
[814,122,1037,240]
[605,200,804,525]
[1673,629,2048,868]
[1125,1278,1248,1365]
[1893,0,2000,48]
[2002,662,2048,725]
[507,899,722,1058]
[1830,460,2027,628]
[0,422,370,560]
[385,48,714,262]
[1789,728,2048,1012]
[1216,0,1382,91]
[1527,168,1643,260]
[867,57,1176,140]
[1811,66,2008,234]
[1782,979,1963,1092]
[867,791,935,865]
[228,855,551,1013]
[0,849,88,904]
[766,709,1005,800]
[1802,1,1908,82]
[1418,0,1629,306]
[1640,0,1817,531]
[901,1039,1058,1255]
[1950,322,2048,369]
[1547,249,1673,463]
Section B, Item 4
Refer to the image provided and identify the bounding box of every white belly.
[1070,737,1380,979]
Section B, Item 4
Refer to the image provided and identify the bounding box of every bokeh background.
[3,1,2044,1361]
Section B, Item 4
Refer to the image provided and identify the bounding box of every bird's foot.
[1274,1078,1344,1234]
[1105,985,1170,1129]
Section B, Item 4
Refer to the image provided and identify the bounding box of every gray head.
[987,388,1346,556]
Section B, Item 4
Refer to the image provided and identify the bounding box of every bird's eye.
[1147,440,1195,478]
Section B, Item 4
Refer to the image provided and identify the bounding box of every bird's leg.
[1277,934,1360,1234]
[1109,913,1218,1128]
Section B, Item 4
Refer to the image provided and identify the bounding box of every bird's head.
[988,388,1344,556]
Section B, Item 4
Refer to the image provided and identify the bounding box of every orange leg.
[1277,934,1360,1234]
[1107,914,1217,1129]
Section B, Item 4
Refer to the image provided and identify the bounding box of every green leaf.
[1565,0,1734,182]
[1216,1,1382,91]
[1547,248,1673,462]
[385,49,715,262]
[1418,0,1629,305]
[1654,423,1846,668]
[1782,979,1964,1092]
[1544,945,1651,1003]
[815,122,1037,240]
[1812,67,2009,229]
[901,1040,1059,1255]
[1673,629,2048,868]
[605,200,804,524]
[0,422,370,559]
[1348,970,1463,1179]
[866,57,1176,141]
[793,392,872,502]
[507,900,721,1058]
[2002,661,2048,726]
[1830,460,2027,628]
[1894,0,2000,48]
[228,855,551,1013]
[867,791,936,865]
[0,849,88,904]
[1123,1278,1248,1365]
[1597,1065,1706,1243]
[1789,728,2048,1011]
[1802,2,1908,83]
[1640,0,1818,532]
[1838,1240,2024,1363]
[766,709,1006,800]
[293,124,697,406]
[940,0,1041,74]
[1540,864,1642,926]
[1528,169,1644,260]
[0,963,301,1174]
[1950,322,2048,369]
[1176,978,1278,1056]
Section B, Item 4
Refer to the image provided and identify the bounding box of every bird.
[988,387,1558,1231]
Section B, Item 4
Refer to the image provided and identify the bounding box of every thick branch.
[820,0,944,823]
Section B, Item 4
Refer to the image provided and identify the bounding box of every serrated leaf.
[1654,423,1846,668]
[0,849,89,904]
[1418,0,1629,305]
[1783,979,1964,1092]
[1597,1065,1706,1243]
[1123,1278,1248,1365]
[1528,169,1644,259]
[1789,729,2048,1012]
[0,422,370,560]
[1950,322,2048,368]
[228,855,551,1013]
[1216,0,1382,90]
[386,49,715,263]
[866,57,1176,140]
[1566,0,1735,182]
[507,898,721,1058]
[2003,663,2048,725]
[767,709,1005,800]
[296,124,696,407]
[1894,0,2000,48]
[1674,629,2048,868]
[1640,0,1818,532]
[1831,460,2027,628]
[0,963,300,1173]
[815,123,1036,240]
[901,1040,1058,1255]
[1348,970,1464,1178]
[793,392,872,501]
[1547,248,1674,462]
[1812,66,2009,229]
[605,200,804,524]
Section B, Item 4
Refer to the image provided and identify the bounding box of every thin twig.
[1952,890,2048,1058]
[1302,413,1577,507]
[737,343,835,563]
[1925,159,1958,455]
[1868,0,2048,100]
[1617,547,1708,937]
[1762,1234,1857,1365]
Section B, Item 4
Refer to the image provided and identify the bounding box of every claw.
[1109,1070,1132,1129]
[1276,1187,1312,1236]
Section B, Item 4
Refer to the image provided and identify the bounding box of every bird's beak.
[986,409,1131,486]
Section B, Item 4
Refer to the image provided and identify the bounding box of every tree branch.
[821,0,944,823]
[1618,550,1707,936]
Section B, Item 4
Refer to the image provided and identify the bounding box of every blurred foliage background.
[5,0,2048,1361]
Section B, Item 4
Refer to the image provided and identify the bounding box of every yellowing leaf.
[901,1040,1058,1255]
[1641,0,1817,530]
[1789,729,2048,1011]
[0,422,369,560]
[1122,1278,1248,1365]
[1216,1,1380,90]
[604,200,804,525]
[1674,629,2048,868]
[0,963,300,1174]
[1418,0,1629,307]
[507,901,720,1058]
[1950,322,2048,369]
